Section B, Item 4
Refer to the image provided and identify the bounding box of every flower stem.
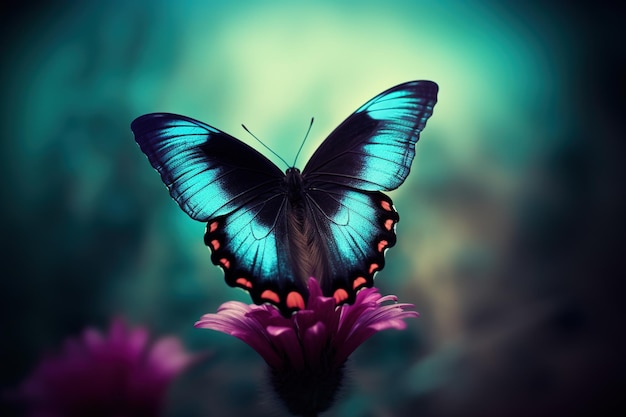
[269,362,345,416]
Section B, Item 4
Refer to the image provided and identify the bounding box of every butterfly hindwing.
[304,187,399,303]
[204,194,308,309]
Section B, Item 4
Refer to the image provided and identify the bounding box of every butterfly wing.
[131,114,307,308]
[301,81,438,300]
[304,187,399,303]
[303,80,438,190]
[131,113,285,221]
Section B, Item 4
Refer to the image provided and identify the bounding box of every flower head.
[195,277,418,416]
[13,318,198,417]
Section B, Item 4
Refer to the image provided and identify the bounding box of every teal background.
[1,1,623,416]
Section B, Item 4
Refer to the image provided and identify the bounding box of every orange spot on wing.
[219,258,230,269]
[333,288,349,304]
[378,240,388,252]
[380,200,392,211]
[236,277,253,289]
[261,289,280,304]
[286,291,305,310]
[209,221,218,233]
[209,239,220,251]
[353,276,367,289]
[384,219,394,231]
[369,263,379,274]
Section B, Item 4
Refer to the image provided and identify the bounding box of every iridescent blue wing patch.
[302,81,438,190]
[131,113,284,221]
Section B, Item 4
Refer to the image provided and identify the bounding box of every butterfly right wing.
[300,81,437,299]
[304,186,399,303]
[131,113,306,308]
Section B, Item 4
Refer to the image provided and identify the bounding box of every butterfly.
[131,80,438,315]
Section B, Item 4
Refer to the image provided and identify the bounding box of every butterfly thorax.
[285,167,305,203]
[284,167,329,291]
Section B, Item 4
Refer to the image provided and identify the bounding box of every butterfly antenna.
[292,117,314,167]
[241,124,290,168]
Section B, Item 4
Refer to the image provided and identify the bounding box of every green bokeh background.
[1,1,623,416]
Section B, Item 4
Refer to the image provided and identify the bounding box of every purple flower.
[13,318,198,417]
[195,277,418,416]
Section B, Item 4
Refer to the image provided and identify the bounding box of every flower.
[13,318,198,417]
[195,277,418,416]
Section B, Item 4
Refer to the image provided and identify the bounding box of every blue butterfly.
[131,80,438,315]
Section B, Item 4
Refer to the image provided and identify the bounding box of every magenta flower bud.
[12,318,198,417]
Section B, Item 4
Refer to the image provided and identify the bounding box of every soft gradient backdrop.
[1,1,623,416]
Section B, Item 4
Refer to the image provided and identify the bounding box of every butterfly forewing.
[302,80,438,191]
[131,113,285,221]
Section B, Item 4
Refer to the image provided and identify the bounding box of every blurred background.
[1,1,624,416]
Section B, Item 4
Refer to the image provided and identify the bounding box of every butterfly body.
[132,80,438,315]
[284,167,305,203]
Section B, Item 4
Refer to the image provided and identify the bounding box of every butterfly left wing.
[301,81,438,300]
[131,114,309,310]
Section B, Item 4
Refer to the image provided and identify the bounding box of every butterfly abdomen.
[284,168,331,293]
